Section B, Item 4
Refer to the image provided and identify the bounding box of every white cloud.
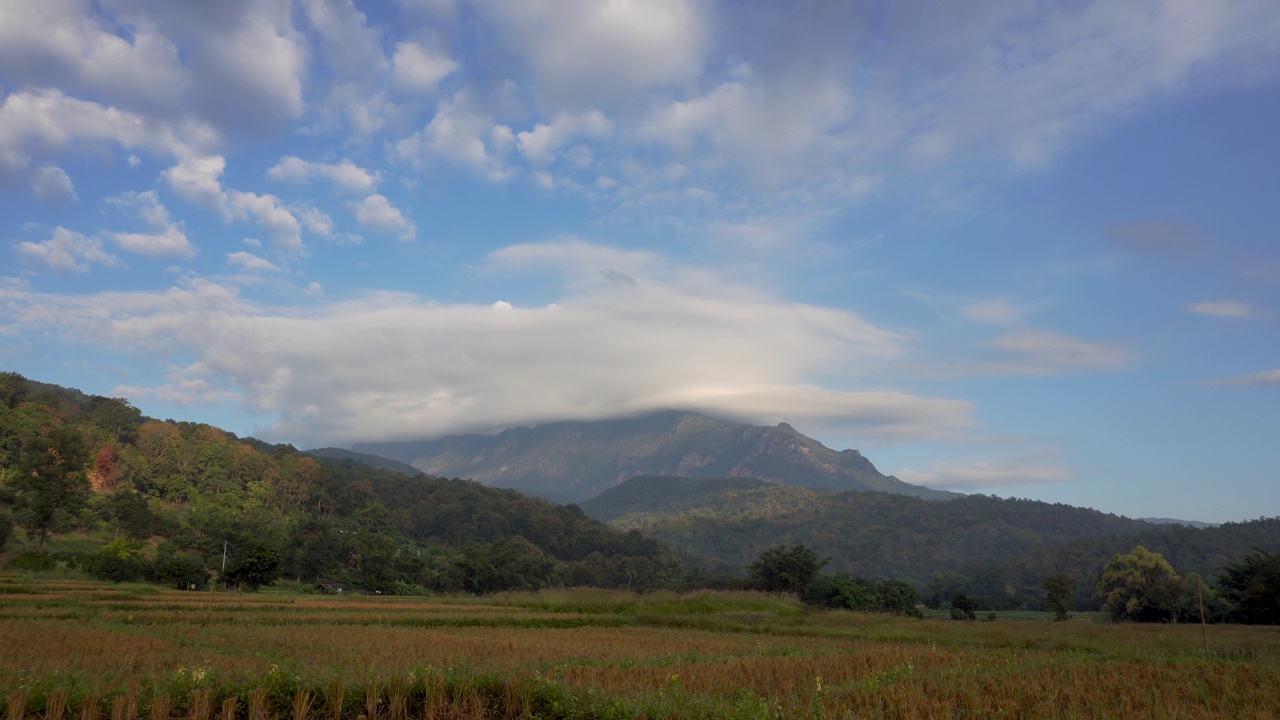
[107,190,195,259]
[961,299,1032,326]
[0,241,973,446]
[32,165,77,204]
[164,155,302,250]
[895,458,1071,490]
[474,0,706,108]
[348,194,416,241]
[16,226,120,273]
[0,89,212,179]
[226,251,281,273]
[392,42,458,93]
[0,0,186,112]
[395,91,515,180]
[517,110,612,165]
[938,330,1137,377]
[266,156,379,193]
[114,362,230,407]
[1206,369,1280,386]
[1186,300,1264,319]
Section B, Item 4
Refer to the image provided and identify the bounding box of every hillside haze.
[352,410,956,503]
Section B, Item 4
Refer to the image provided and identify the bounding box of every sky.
[1,0,1278,523]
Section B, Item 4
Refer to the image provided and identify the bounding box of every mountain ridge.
[352,410,957,503]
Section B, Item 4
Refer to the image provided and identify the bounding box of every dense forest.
[587,476,1280,611]
[0,372,686,593]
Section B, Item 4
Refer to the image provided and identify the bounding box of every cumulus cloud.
[107,190,195,259]
[32,165,77,204]
[226,251,281,273]
[348,194,416,241]
[1186,300,1264,319]
[0,89,212,179]
[0,0,186,112]
[16,226,120,273]
[517,110,612,165]
[395,91,515,180]
[266,156,379,193]
[894,458,1071,490]
[114,362,230,408]
[392,42,458,93]
[0,241,973,446]
[164,155,302,250]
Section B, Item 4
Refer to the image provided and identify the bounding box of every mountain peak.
[353,410,957,504]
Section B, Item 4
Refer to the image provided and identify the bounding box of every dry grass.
[1,580,1278,719]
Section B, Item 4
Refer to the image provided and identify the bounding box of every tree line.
[0,372,686,593]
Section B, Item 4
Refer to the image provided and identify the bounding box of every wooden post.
[1197,575,1209,654]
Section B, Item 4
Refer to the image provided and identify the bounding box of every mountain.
[352,410,956,504]
[304,447,424,477]
[1139,517,1220,529]
[582,475,1155,582]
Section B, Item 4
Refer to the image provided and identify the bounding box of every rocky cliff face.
[353,410,957,503]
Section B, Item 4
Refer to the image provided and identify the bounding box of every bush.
[950,592,978,620]
[90,553,149,583]
[148,553,209,590]
[7,551,55,571]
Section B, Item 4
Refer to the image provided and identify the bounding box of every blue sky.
[2,0,1277,522]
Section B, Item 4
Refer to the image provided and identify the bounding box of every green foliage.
[1097,545,1182,622]
[148,552,210,589]
[224,542,282,591]
[949,592,978,620]
[7,551,55,571]
[1043,574,1076,621]
[802,573,876,611]
[0,505,12,551]
[90,551,148,583]
[875,579,922,617]
[10,425,92,546]
[0,371,29,409]
[1218,549,1280,625]
[748,544,827,595]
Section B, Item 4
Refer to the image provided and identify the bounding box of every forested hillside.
[0,372,682,593]
[587,475,1280,611]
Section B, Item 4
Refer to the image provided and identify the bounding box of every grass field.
[2,577,1279,719]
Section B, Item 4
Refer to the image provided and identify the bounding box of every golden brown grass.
[1,580,1278,719]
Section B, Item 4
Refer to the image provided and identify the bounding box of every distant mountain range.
[352,410,957,503]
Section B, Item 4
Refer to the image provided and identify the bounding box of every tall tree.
[1218,550,1280,625]
[1096,546,1182,622]
[749,544,828,595]
[0,372,28,409]
[1043,574,1076,621]
[11,426,91,546]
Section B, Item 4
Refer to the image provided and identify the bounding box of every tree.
[1218,550,1280,625]
[0,372,28,409]
[10,426,91,546]
[950,592,978,620]
[748,544,828,595]
[224,543,282,591]
[1043,574,1076,621]
[0,506,12,551]
[1096,545,1182,622]
[876,579,923,617]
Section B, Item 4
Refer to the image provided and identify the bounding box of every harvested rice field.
[2,579,1279,719]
